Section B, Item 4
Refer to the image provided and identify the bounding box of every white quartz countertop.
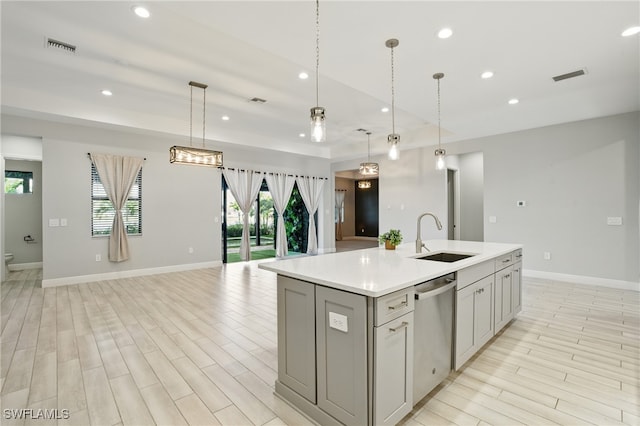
[258,240,522,297]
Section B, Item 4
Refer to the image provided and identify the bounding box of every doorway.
[447,168,458,240]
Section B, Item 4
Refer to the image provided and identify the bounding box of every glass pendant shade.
[388,133,400,160]
[170,146,223,167]
[435,148,446,170]
[358,180,372,189]
[310,107,326,142]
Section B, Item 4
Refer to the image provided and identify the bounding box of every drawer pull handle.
[388,301,407,310]
[502,258,511,263]
[515,253,522,258]
[389,322,408,333]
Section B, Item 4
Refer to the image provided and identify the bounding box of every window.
[91,164,142,236]
[4,170,33,194]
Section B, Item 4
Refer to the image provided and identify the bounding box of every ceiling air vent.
[552,68,586,82]
[46,38,76,54]
[249,97,267,104]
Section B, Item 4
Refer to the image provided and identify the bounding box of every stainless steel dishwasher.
[413,273,456,403]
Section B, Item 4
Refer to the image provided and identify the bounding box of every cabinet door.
[316,286,368,426]
[494,267,513,332]
[374,312,414,426]
[512,262,522,315]
[474,275,495,349]
[454,282,476,370]
[277,276,316,402]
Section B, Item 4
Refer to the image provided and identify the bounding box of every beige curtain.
[90,153,144,262]
[296,176,324,255]
[222,168,264,261]
[265,173,295,258]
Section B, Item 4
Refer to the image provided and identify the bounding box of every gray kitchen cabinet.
[512,260,522,314]
[277,276,317,402]
[454,274,494,370]
[494,265,514,332]
[316,285,368,425]
[373,309,414,425]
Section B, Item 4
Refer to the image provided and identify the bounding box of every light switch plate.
[49,218,60,227]
[489,216,497,223]
[329,312,348,333]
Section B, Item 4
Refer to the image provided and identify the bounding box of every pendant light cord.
[437,77,441,150]
[390,46,396,134]
[189,84,193,147]
[367,132,372,161]
[315,0,320,108]
[202,86,206,148]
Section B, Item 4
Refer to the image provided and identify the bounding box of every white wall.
[458,152,484,241]
[2,114,331,285]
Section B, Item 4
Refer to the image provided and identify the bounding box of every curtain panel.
[296,176,324,255]
[335,190,345,241]
[223,169,264,261]
[90,153,144,262]
[265,173,296,258]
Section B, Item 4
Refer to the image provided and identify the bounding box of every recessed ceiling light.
[132,6,150,18]
[381,107,390,113]
[298,72,309,80]
[508,98,519,105]
[481,71,494,79]
[299,133,306,138]
[437,28,453,39]
[101,89,113,96]
[221,115,230,121]
[621,26,640,37]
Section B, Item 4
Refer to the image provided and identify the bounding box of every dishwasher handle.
[415,280,456,300]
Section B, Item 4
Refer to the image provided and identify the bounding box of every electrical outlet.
[95,254,101,262]
[188,247,194,254]
[329,312,348,333]
[543,252,551,260]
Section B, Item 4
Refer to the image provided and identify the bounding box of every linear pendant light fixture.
[386,38,400,160]
[170,81,223,167]
[359,131,379,176]
[433,72,446,170]
[310,0,326,142]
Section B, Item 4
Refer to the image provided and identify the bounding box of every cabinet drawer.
[375,288,414,327]
[457,260,494,290]
[513,249,523,262]
[495,253,513,271]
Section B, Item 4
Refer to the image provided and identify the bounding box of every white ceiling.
[2,1,638,161]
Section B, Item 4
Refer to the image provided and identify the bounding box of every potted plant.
[379,229,403,250]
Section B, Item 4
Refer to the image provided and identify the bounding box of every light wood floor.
[1,265,638,425]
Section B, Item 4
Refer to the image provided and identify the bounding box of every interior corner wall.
[458,152,484,242]
[2,114,331,283]
[453,111,639,284]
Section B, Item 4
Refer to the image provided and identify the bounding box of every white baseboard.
[41,261,222,288]
[523,269,639,292]
[8,262,43,271]
[318,248,337,254]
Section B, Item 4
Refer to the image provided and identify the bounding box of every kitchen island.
[259,240,523,426]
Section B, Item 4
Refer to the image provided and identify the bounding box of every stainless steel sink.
[415,252,475,262]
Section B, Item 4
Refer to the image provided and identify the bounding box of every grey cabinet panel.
[475,276,494,349]
[374,312,414,426]
[277,276,316,402]
[455,275,494,370]
[512,262,522,314]
[316,286,368,426]
[495,266,514,332]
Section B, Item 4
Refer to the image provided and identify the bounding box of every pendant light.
[358,180,372,189]
[433,73,446,170]
[310,0,326,142]
[359,131,379,176]
[170,81,223,167]
[386,38,400,160]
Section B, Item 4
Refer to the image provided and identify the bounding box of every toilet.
[4,253,14,277]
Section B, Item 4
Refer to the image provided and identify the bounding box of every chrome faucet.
[416,212,443,253]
